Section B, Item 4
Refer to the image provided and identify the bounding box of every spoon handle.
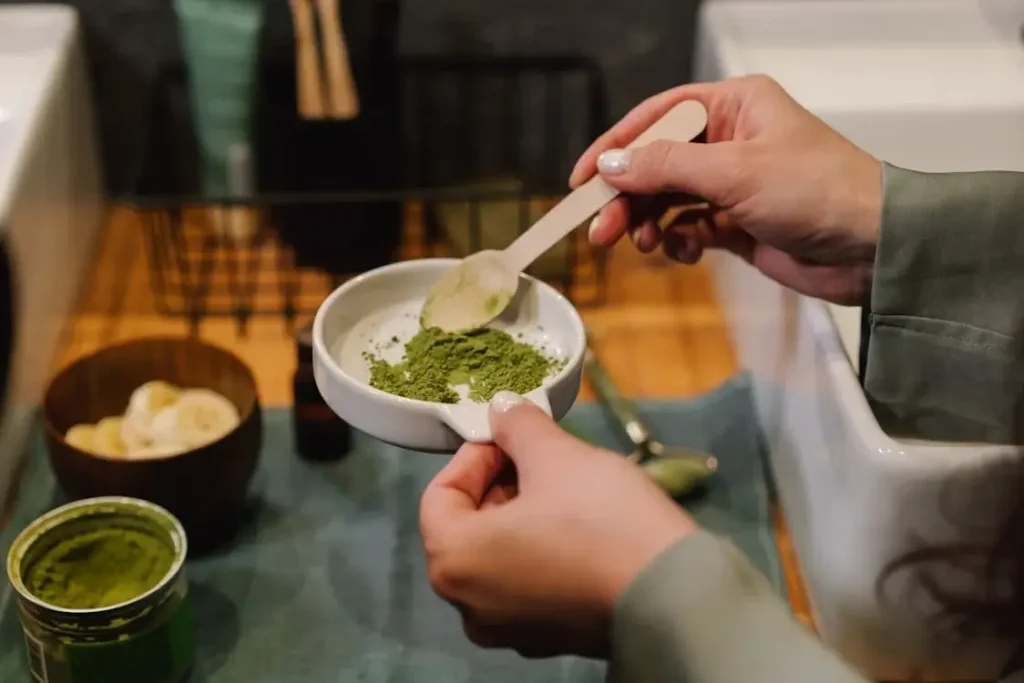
[318,0,360,120]
[503,176,618,274]
[583,348,652,448]
[290,0,327,119]
[502,100,708,274]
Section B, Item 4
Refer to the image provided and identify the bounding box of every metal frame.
[130,54,610,334]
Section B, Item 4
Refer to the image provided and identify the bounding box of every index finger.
[569,83,717,188]
[420,442,507,532]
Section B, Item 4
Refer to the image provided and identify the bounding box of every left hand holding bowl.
[419,391,697,658]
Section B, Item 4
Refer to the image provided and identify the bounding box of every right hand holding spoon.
[574,74,882,306]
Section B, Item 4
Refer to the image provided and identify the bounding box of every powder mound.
[364,327,564,403]
[25,527,174,610]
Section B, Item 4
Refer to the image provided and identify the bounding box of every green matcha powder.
[25,527,174,610]
[364,327,563,403]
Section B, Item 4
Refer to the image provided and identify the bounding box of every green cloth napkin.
[0,374,780,682]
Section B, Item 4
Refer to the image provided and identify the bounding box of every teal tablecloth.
[0,373,780,682]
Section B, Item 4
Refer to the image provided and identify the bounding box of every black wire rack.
[129,54,610,335]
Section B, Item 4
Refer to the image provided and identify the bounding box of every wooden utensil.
[256,0,403,275]
[317,0,360,119]
[433,177,569,281]
[289,0,326,119]
[421,99,709,332]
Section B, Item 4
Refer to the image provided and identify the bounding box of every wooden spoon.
[290,0,326,119]
[421,100,709,332]
[317,0,360,120]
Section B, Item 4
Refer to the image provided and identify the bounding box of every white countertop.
[0,5,78,225]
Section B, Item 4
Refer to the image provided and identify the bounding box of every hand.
[572,75,882,305]
[420,392,696,658]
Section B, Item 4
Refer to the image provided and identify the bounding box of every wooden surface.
[54,204,740,403]
[54,203,813,628]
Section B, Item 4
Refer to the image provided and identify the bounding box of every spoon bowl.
[419,250,518,332]
[639,446,719,498]
[641,441,719,469]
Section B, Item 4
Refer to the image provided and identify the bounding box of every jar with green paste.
[6,497,194,683]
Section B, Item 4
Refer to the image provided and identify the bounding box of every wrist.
[600,508,698,613]
[846,152,883,260]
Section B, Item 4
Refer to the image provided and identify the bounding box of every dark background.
[1,0,701,198]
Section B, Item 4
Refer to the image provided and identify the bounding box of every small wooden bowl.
[43,337,263,553]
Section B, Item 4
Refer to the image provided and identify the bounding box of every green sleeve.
[864,164,1024,443]
[606,167,1024,682]
[607,530,869,683]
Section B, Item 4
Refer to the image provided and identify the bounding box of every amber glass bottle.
[292,322,352,461]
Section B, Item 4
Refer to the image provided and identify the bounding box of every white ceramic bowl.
[312,258,586,453]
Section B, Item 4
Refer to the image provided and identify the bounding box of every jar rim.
[6,496,188,616]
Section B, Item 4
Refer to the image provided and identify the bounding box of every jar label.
[23,630,47,682]
[22,598,194,683]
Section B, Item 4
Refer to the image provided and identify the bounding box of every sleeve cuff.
[865,164,1024,442]
[873,163,1024,336]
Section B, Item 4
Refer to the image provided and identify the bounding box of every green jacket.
[608,164,1024,683]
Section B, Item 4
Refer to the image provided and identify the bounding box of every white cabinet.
[697,1,1024,679]
[0,6,105,507]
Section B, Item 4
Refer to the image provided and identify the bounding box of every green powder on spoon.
[364,327,563,403]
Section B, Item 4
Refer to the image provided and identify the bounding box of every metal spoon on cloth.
[583,347,718,498]
[421,100,709,332]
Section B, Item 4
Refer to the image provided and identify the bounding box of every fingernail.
[629,228,642,248]
[597,149,631,175]
[587,215,601,242]
[490,391,526,414]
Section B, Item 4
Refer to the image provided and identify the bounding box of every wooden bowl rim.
[43,336,261,464]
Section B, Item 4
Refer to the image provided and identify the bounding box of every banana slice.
[123,381,181,450]
[93,417,128,458]
[64,424,96,452]
[129,442,187,460]
[151,388,240,449]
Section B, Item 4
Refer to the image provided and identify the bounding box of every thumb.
[420,441,506,531]
[597,140,749,208]
[488,391,572,475]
